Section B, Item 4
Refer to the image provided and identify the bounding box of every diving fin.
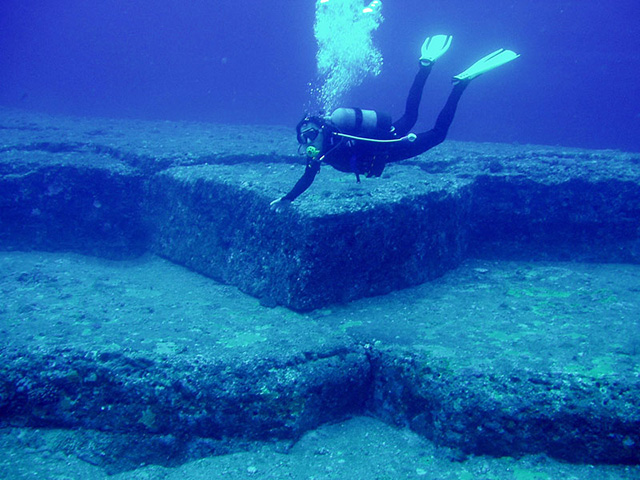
[362,0,382,14]
[453,48,520,83]
[420,35,453,66]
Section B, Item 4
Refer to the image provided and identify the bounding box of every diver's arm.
[283,160,320,200]
[272,160,321,206]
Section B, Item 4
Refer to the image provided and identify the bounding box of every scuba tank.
[327,108,392,137]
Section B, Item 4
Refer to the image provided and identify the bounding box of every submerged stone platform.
[0,252,639,474]
[1,108,639,473]
[1,108,639,309]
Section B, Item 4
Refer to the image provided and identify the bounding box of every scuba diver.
[270,35,519,208]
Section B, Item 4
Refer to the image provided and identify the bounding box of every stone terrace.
[1,108,639,472]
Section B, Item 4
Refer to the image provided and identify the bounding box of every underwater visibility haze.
[1,0,640,151]
[2,1,640,479]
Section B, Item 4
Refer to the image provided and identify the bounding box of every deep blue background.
[1,0,639,151]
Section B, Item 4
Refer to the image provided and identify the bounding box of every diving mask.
[298,124,320,144]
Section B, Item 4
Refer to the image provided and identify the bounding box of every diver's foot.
[453,48,520,83]
[420,34,453,67]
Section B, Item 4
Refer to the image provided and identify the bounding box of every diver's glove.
[270,196,292,212]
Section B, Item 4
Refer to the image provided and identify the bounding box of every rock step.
[1,252,638,472]
[1,109,639,309]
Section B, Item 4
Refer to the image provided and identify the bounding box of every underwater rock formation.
[1,109,638,310]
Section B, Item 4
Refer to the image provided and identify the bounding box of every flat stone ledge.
[0,252,370,472]
[2,108,639,308]
[1,252,638,471]
[145,163,471,310]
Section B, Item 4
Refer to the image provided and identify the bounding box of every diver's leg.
[389,79,469,160]
[392,35,453,136]
[391,65,432,136]
[424,78,469,145]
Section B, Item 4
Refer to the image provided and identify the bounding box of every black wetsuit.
[283,64,469,201]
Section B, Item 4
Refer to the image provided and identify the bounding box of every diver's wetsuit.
[283,64,468,202]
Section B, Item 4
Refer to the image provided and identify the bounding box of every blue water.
[1,0,639,151]
[1,2,640,477]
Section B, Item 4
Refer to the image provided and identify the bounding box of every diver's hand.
[270,196,292,212]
